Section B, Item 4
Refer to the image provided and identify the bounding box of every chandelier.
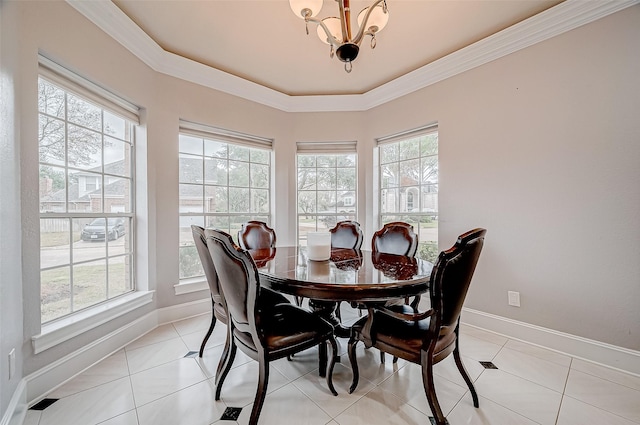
[289,0,389,73]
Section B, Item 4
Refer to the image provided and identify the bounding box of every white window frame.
[296,141,358,245]
[33,56,150,353]
[176,121,273,294]
[377,124,439,261]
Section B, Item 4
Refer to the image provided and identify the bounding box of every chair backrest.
[371,252,418,280]
[430,228,486,331]
[205,229,259,336]
[191,225,222,304]
[371,222,418,256]
[330,220,364,250]
[238,221,276,250]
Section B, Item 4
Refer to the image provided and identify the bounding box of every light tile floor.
[25,303,640,425]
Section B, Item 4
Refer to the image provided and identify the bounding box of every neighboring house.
[40,160,130,213]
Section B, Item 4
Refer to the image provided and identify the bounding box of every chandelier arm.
[306,16,343,48]
[352,0,387,45]
[339,0,351,42]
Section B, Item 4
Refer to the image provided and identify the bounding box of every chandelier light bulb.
[357,4,389,33]
[316,17,342,45]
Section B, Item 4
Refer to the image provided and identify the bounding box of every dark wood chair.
[191,225,288,359]
[371,221,418,256]
[237,220,276,250]
[206,229,338,425]
[348,228,487,425]
[330,220,364,250]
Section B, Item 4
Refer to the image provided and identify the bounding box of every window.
[296,141,357,245]
[178,122,273,280]
[378,125,438,262]
[38,61,138,324]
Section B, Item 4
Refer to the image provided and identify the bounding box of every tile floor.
[25,302,640,425]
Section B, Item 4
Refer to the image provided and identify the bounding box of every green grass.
[40,231,81,248]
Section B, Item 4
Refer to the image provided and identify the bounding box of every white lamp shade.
[289,0,323,19]
[357,4,389,33]
[316,17,342,44]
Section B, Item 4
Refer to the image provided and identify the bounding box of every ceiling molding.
[67,0,638,113]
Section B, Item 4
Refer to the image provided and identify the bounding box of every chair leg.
[199,299,217,357]
[421,351,447,425]
[215,339,237,400]
[454,342,479,408]
[347,338,360,394]
[248,357,270,425]
[325,337,338,396]
[215,326,233,386]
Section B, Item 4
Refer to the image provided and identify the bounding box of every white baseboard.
[462,307,640,376]
[0,379,27,425]
[24,298,211,408]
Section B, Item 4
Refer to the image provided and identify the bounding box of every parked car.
[81,218,125,241]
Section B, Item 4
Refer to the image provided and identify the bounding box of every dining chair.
[237,220,276,250]
[348,228,487,425]
[205,229,338,425]
[371,221,418,256]
[329,220,364,250]
[191,225,289,359]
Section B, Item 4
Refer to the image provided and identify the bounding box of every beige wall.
[3,0,639,411]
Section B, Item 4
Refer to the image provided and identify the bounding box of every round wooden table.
[249,246,433,374]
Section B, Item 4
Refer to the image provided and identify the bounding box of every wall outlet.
[8,348,16,380]
[508,291,521,307]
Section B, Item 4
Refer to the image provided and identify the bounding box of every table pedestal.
[308,299,351,376]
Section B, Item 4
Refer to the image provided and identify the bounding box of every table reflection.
[371,252,418,281]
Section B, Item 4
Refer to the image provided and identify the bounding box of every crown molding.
[67,0,638,113]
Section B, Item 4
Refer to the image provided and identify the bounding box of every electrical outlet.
[8,348,16,380]
[508,291,520,307]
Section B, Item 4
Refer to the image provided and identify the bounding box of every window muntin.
[379,130,438,262]
[297,153,357,245]
[178,133,272,280]
[38,77,135,324]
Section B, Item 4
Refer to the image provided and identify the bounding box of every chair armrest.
[375,305,435,322]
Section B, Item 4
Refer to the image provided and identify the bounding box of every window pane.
[40,219,70,268]
[104,137,131,177]
[228,161,249,186]
[107,217,131,257]
[400,159,420,187]
[250,163,269,188]
[103,111,126,140]
[422,156,438,184]
[38,79,65,117]
[337,154,356,167]
[73,259,107,311]
[251,189,269,213]
[317,168,336,190]
[298,191,316,213]
[207,216,229,232]
[39,165,67,213]
[108,255,133,297]
[67,94,102,131]
[204,158,228,186]
[317,155,336,167]
[105,177,131,213]
[380,144,398,163]
[298,155,316,167]
[70,170,102,213]
[179,215,204,245]
[204,140,227,158]
[399,138,420,160]
[250,148,269,164]
[381,163,399,188]
[205,185,228,213]
[77,218,107,260]
[298,169,316,190]
[318,191,336,213]
[179,245,204,279]
[67,124,102,171]
[421,134,438,155]
[229,144,250,161]
[179,184,204,213]
[41,267,71,323]
[338,190,356,212]
[337,168,356,190]
[229,187,249,212]
[179,154,203,184]
[179,134,203,155]
[39,115,65,166]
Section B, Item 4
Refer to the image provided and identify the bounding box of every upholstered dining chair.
[371,221,418,256]
[237,220,276,250]
[205,229,338,425]
[191,225,288,359]
[330,220,364,250]
[348,228,487,425]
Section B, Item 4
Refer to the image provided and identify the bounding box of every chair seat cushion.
[352,305,456,357]
[263,304,334,351]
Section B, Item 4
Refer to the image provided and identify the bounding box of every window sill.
[32,291,154,354]
[174,277,209,295]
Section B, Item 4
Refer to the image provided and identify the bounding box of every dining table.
[248,246,434,374]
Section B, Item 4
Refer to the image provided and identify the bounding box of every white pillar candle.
[307,231,331,261]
